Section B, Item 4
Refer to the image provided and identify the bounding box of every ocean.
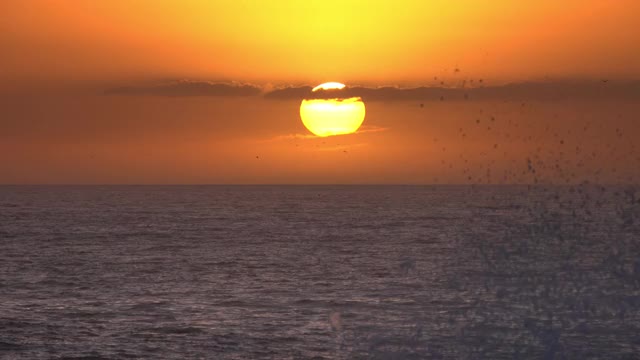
[1,185,639,359]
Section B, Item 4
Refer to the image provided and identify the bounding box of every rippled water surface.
[1,185,639,359]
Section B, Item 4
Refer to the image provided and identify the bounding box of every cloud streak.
[266,133,318,142]
[264,81,640,102]
[103,80,640,102]
[105,80,262,97]
[265,126,388,143]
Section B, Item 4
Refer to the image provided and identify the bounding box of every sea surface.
[1,185,639,359]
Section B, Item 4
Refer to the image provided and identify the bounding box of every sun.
[300,82,366,137]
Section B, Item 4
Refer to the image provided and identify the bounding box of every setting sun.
[299,82,366,137]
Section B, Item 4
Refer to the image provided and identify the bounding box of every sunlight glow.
[312,82,346,92]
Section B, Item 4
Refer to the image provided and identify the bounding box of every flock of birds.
[417,72,636,185]
[313,69,639,358]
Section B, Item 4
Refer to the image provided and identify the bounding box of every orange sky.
[1,1,639,184]
[2,0,640,89]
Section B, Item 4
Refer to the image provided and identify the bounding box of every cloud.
[105,80,262,97]
[266,133,318,142]
[103,80,640,101]
[314,143,367,152]
[262,86,314,100]
[263,81,640,102]
[265,126,387,143]
[356,125,388,134]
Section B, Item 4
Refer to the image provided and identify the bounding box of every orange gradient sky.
[2,0,640,89]
[1,1,639,184]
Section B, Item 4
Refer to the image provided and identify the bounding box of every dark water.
[1,185,639,359]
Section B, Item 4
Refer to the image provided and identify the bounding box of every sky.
[1,1,639,184]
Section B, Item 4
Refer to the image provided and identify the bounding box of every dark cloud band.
[105,80,262,97]
[265,81,640,102]
[104,80,640,101]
